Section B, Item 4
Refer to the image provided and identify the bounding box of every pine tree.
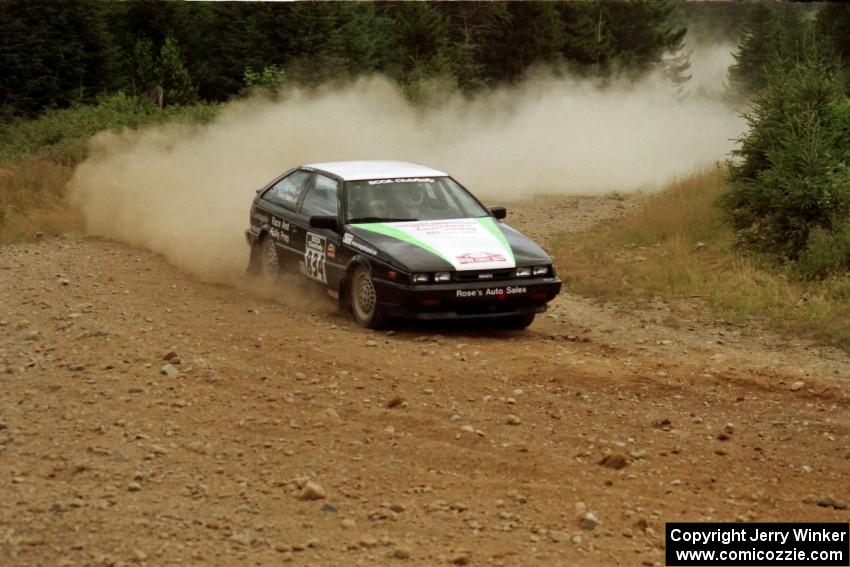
[724,38,850,263]
[558,0,687,78]
[729,4,807,93]
[816,4,850,91]
[129,38,158,95]
[158,36,197,105]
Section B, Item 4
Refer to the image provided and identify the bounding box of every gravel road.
[1,194,847,566]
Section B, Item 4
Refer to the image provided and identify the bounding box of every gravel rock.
[318,408,342,423]
[393,546,412,559]
[387,396,405,408]
[359,535,379,548]
[549,530,570,543]
[160,364,179,378]
[301,481,327,500]
[231,531,253,546]
[816,497,847,510]
[790,381,805,392]
[598,454,629,470]
[505,415,521,426]
[579,512,599,531]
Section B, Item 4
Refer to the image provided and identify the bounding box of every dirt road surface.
[2,195,848,566]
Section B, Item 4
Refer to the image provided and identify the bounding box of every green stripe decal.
[476,217,515,263]
[352,223,453,265]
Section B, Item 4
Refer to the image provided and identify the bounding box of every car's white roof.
[304,160,448,181]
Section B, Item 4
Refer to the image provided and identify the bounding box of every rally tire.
[259,236,280,280]
[349,266,388,329]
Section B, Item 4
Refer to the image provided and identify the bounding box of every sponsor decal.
[353,218,515,271]
[368,177,435,185]
[478,273,494,280]
[269,227,289,244]
[271,217,290,231]
[457,252,506,265]
[456,286,527,299]
[304,232,327,283]
[342,233,354,245]
[349,239,378,256]
[306,232,324,252]
[326,243,336,259]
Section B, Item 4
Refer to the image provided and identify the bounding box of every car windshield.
[346,177,489,223]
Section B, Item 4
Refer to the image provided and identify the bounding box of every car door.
[256,169,313,269]
[293,173,343,289]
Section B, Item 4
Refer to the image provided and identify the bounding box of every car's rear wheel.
[496,313,536,330]
[259,236,280,279]
[349,266,387,329]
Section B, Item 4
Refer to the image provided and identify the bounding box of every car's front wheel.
[349,266,388,329]
[259,236,280,280]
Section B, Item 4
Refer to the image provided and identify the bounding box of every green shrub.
[723,39,850,268]
[243,65,286,95]
[0,93,219,165]
[797,222,850,279]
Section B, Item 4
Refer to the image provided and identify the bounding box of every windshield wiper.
[347,217,418,224]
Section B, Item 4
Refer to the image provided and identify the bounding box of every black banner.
[666,523,849,566]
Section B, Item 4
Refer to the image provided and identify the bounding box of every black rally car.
[245,161,561,329]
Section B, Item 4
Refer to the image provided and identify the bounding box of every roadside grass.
[554,167,850,349]
[0,161,76,244]
[0,93,219,243]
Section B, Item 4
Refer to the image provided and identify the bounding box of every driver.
[388,182,427,219]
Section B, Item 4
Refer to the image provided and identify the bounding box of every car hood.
[344,217,551,273]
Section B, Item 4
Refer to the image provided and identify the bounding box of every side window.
[263,170,312,210]
[300,174,339,217]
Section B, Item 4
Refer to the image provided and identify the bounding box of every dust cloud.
[68,44,742,282]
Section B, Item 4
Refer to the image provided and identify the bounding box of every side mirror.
[490,206,507,219]
[309,215,340,232]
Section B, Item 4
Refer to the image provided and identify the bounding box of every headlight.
[434,272,451,283]
[412,273,429,284]
[515,267,532,277]
[533,265,549,276]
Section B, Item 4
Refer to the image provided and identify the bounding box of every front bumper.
[373,276,562,320]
